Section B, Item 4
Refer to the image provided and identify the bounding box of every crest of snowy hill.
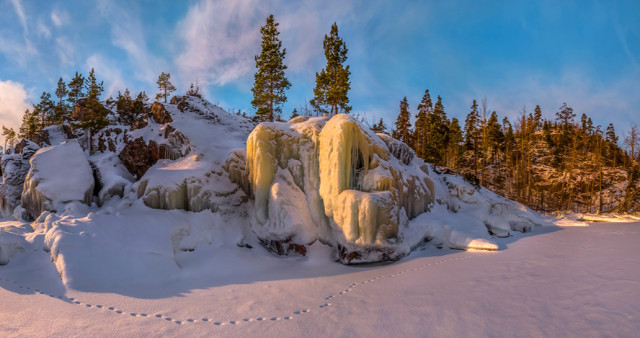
[0,96,546,289]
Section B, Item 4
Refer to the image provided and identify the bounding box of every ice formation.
[0,141,39,217]
[245,114,437,262]
[21,140,94,220]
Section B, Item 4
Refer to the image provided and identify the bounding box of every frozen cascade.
[246,114,436,262]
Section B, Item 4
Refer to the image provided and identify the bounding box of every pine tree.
[155,72,176,103]
[116,89,134,125]
[68,72,85,106]
[290,108,299,119]
[391,97,411,144]
[556,102,575,131]
[36,91,55,129]
[18,109,38,140]
[533,105,542,131]
[486,111,504,161]
[464,99,481,176]
[426,95,448,165]
[414,89,432,159]
[446,117,463,168]
[53,77,70,124]
[371,118,388,134]
[81,68,109,152]
[310,22,351,116]
[251,14,291,122]
[606,123,619,167]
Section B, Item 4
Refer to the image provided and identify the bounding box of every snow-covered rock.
[0,221,30,265]
[21,140,94,220]
[0,140,39,217]
[132,96,254,214]
[91,153,135,205]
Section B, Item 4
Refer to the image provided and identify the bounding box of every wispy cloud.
[175,0,263,87]
[174,0,360,89]
[10,0,28,34]
[96,0,164,86]
[36,18,51,39]
[50,9,69,27]
[0,80,31,142]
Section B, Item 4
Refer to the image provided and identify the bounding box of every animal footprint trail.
[0,251,498,327]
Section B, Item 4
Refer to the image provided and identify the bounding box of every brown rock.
[151,102,173,124]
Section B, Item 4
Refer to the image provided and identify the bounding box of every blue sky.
[0,0,638,142]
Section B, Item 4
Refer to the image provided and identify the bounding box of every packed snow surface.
[0,217,638,336]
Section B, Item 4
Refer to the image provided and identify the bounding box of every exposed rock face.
[151,102,173,124]
[245,114,435,263]
[0,141,39,217]
[21,140,94,220]
[119,135,189,180]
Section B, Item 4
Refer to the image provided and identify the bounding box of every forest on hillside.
[385,93,640,213]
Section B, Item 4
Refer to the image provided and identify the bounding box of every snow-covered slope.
[0,96,547,288]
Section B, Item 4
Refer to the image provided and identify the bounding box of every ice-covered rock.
[0,140,39,217]
[21,140,94,220]
[245,114,435,262]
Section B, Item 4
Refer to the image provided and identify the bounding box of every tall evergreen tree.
[67,72,85,106]
[486,111,504,161]
[533,105,542,131]
[414,89,432,159]
[80,68,109,152]
[251,14,291,122]
[310,23,351,116]
[18,109,38,140]
[155,72,176,103]
[425,95,448,165]
[464,99,481,176]
[53,77,70,124]
[446,117,463,168]
[36,92,55,129]
[392,97,412,144]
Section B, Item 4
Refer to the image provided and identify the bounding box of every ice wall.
[245,114,435,261]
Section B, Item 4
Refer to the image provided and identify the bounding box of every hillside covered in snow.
[0,95,550,287]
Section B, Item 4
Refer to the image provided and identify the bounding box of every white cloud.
[50,9,69,27]
[174,0,359,88]
[175,0,263,86]
[0,80,31,145]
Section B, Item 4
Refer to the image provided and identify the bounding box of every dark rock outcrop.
[151,102,173,124]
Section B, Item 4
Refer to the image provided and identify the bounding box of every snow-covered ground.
[1,217,638,337]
